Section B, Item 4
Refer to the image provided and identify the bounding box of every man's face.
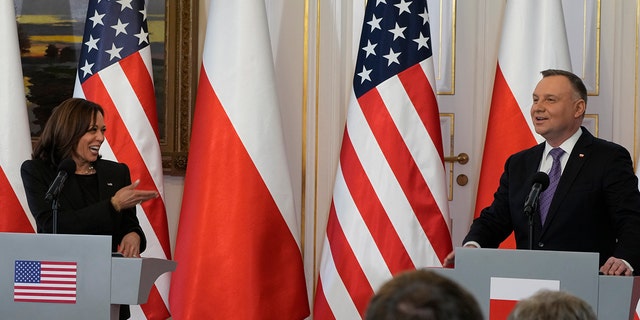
[530,75,585,146]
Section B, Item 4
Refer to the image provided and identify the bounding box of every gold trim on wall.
[558,0,600,95]
[162,0,198,175]
[440,113,454,200]
[584,114,599,137]
[435,0,456,95]
[592,0,601,95]
[311,0,320,298]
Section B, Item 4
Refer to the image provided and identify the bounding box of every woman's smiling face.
[72,111,106,169]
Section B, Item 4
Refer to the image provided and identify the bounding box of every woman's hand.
[118,232,141,257]
[110,179,158,211]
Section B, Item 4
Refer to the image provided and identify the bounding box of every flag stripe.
[0,0,35,232]
[341,122,416,274]
[333,158,392,285]
[326,201,375,316]
[316,236,362,319]
[14,298,77,304]
[315,1,452,318]
[119,49,160,139]
[399,63,444,160]
[0,169,33,232]
[15,284,76,289]
[139,286,170,319]
[312,277,337,320]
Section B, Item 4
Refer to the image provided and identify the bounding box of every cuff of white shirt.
[462,241,481,248]
[621,259,634,273]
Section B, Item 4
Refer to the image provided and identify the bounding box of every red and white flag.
[0,1,35,232]
[168,1,309,319]
[474,0,572,248]
[489,277,559,319]
[313,0,452,318]
[73,0,171,318]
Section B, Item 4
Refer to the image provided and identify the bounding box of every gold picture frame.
[18,0,197,175]
[163,0,197,175]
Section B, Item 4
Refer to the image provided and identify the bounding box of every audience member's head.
[364,269,483,320]
[507,290,596,320]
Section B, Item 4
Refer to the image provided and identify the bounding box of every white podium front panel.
[0,233,111,320]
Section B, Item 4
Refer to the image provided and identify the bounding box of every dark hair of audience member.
[507,290,596,320]
[365,269,484,320]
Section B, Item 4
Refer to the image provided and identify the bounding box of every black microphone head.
[58,158,76,174]
[532,171,550,191]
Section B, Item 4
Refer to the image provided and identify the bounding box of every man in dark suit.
[444,69,640,276]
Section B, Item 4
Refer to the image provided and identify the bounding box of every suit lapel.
[525,144,545,175]
[541,128,593,232]
[94,161,119,199]
[524,144,546,230]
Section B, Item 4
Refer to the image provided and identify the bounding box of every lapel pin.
[107,182,113,186]
[579,153,584,158]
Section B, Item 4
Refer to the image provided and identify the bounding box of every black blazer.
[21,158,146,253]
[464,128,640,270]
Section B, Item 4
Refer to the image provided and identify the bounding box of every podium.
[0,233,176,320]
[432,248,640,320]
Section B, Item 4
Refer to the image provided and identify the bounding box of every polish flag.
[474,0,572,248]
[0,1,35,232]
[489,277,560,320]
[168,1,309,319]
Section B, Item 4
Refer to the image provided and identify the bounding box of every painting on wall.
[14,0,166,138]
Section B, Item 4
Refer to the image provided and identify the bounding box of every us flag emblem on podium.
[14,260,77,304]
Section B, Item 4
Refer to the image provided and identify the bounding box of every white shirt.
[537,127,582,174]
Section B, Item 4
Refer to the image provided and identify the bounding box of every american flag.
[314,0,452,318]
[73,0,171,319]
[14,260,77,304]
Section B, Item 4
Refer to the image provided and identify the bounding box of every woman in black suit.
[20,98,157,319]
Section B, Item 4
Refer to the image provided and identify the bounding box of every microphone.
[45,159,76,201]
[523,172,550,216]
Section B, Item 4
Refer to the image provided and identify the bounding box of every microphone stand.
[524,201,538,250]
[52,197,59,234]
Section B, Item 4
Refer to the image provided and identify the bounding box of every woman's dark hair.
[32,98,104,167]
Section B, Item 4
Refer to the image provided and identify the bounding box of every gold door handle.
[444,152,469,165]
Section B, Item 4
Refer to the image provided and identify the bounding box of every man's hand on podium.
[443,244,479,268]
[600,257,633,276]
